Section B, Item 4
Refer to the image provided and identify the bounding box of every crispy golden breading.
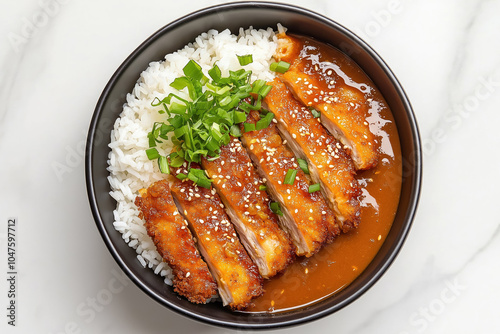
[264,78,361,231]
[240,111,340,256]
[134,180,217,304]
[169,164,264,310]
[275,33,380,170]
[201,137,294,278]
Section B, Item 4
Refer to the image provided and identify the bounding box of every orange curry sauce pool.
[245,35,402,313]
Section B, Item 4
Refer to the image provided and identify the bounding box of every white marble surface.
[1,0,499,333]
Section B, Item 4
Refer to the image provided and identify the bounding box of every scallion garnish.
[183,60,207,83]
[243,122,256,132]
[270,202,283,216]
[255,112,274,130]
[259,84,273,98]
[270,61,290,73]
[208,64,221,82]
[148,132,156,148]
[251,79,266,94]
[169,152,184,167]
[158,156,170,174]
[284,169,297,185]
[259,185,267,191]
[229,124,242,137]
[146,148,160,160]
[309,107,321,118]
[176,173,188,180]
[308,183,321,193]
[147,57,275,188]
[237,54,253,66]
[297,158,309,174]
[187,168,212,189]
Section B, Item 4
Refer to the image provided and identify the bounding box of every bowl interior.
[86,1,421,329]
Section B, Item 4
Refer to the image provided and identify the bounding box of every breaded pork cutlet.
[264,78,361,232]
[134,180,217,304]
[240,110,340,257]
[275,33,380,170]
[169,163,264,310]
[201,137,294,278]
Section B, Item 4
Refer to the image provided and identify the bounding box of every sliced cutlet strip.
[201,137,294,279]
[276,33,380,170]
[134,180,217,304]
[169,164,263,310]
[240,110,339,257]
[264,78,361,232]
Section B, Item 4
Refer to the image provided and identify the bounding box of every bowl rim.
[86,1,422,330]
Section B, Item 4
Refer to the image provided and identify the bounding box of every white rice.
[107,26,283,285]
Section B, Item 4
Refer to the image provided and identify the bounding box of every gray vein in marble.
[445,0,485,91]
[0,3,64,141]
[0,51,24,141]
[426,0,487,138]
[347,220,500,334]
[0,4,45,140]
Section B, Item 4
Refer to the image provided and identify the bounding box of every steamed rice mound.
[107,26,282,285]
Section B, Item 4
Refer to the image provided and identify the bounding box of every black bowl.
[86,1,421,329]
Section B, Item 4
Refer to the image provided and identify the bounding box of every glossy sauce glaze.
[245,35,402,313]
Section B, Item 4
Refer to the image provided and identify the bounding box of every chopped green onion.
[297,158,309,174]
[219,95,232,106]
[259,84,273,97]
[206,155,220,161]
[308,183,321,193]
[270,202,283,216]
[284,169,297,185]
[148,132,156,148]
[270,61,290,73]
[259,185,267,191]
[255,112,274,130]
[183,60,205,82]
[309,107,321,118]
[197,179,212,189]
[169,102,187,114]
[158,156,170,174]
[146,148,160,160]
[187,168,212,189]
[251,79,266,94]
[233,111,247,124]
[214,85,232,96]
[146,58,276,182]
[208,64,221,82]
[174,124,188,139]
[243,122,256,132]
[230,124,242,137]
[170,76,191,91]
[237,54,253,66]
[176,173,188,180]
[151,97,162,107]
[169,152,184,167]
